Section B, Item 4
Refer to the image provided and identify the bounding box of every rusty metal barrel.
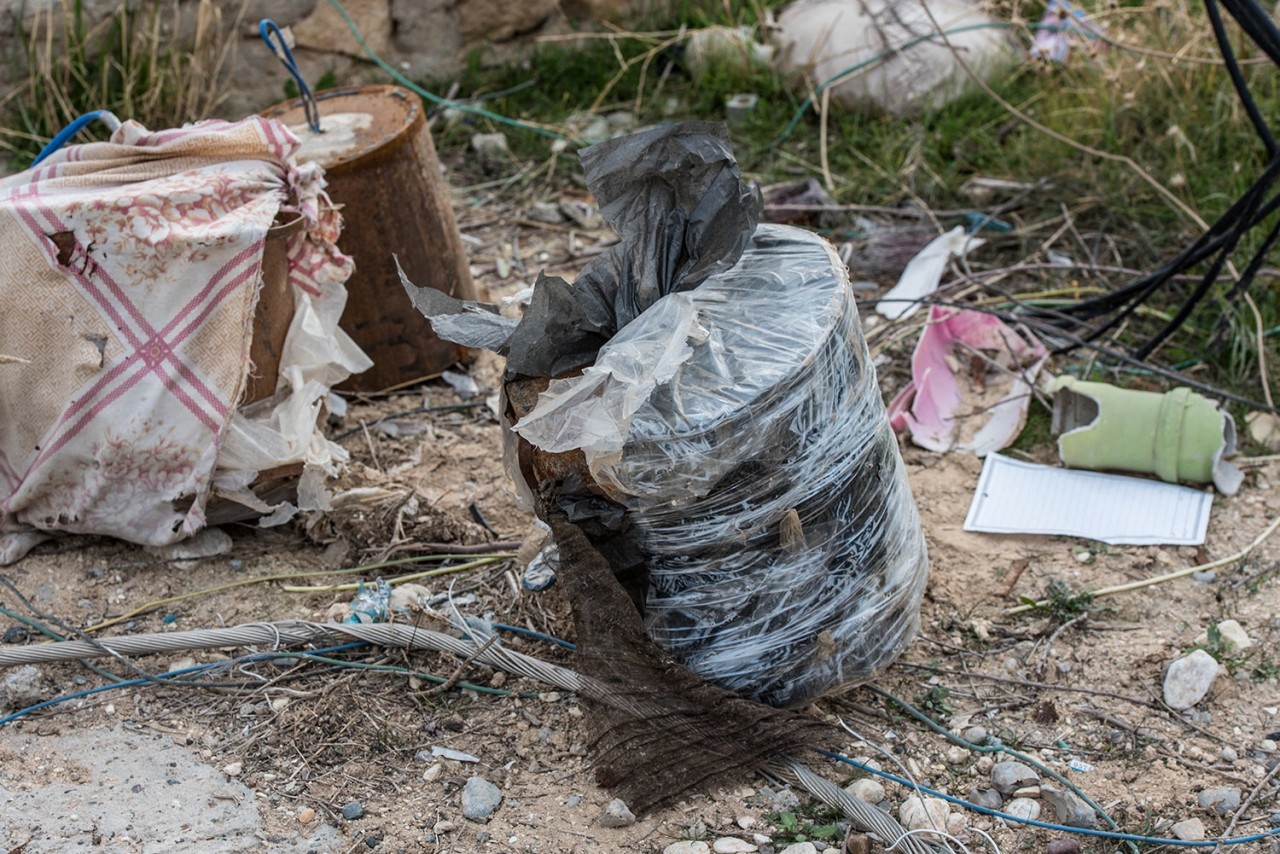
[263,85,475,391]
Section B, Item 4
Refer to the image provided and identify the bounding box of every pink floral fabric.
[0,117,352,549]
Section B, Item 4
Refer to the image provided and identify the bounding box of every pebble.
[222,762,243,777]
[2,626,27,644]
[967,787,1004,810]
[900,796,950,831]
[769,787,801,812]
[1046,840,1081,854]
[461,776,502,822]
[1192,570,1216,584]
[780,844,818,854]
[963,726,989,745]
[1004,798,1041,821]
[737,816,757,830]
[1013,786,1041,799]
[945,746,969,765]
[1042,785,1097,828]
[566,794,583,807]
[600,798,636,828]
[664,843,711,854]
[1222,747,1239,762]
[0,665,43,710]
[945,813,967,838]
[712,838,758,853]
[423,764,442,782]
[1171,818,1206,841]
[298,807,316,824]
[1197,787,1241,815]
[1262,739,1278,753]
[1196,619,1252,652]
[752,833,772,846]
[846,778,885,804]
[341,801,364,821]
[991,760,1040,795]
[1164,649,1222,710]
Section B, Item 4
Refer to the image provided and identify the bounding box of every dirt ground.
[1,187,1279,854]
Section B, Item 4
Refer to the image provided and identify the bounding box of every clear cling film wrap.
[513,225,929,707]
[403,123,929,707]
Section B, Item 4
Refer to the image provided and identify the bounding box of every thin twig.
[428,635,498,696]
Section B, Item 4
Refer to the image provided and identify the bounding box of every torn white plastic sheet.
[875,226,984,320]
[964,454,1213,545]
[0,117,369,562]
[887,306,1047,455]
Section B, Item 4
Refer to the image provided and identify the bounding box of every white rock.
[222,762,242,777]
[846,778,885,804]
[1004,798,1041,822]
[1163,649,1223,710]
[664,844,711,854]
[752,835,772,846]
[1221,747,1239,762]
[1171,818,1206,841]
[737,816,757,830]
[1195,620,1253,652]
[780,844,819,854]
[1012,786,1041,798]
[712,838,758,853]
[600,798,636,828]
[945,746,969,765]
[945,813,967,838]
[900,796,950,831]
[1261,739,1277,753]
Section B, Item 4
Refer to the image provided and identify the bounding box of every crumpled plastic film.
[516,225,928,706]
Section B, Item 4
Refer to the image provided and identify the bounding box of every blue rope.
[823,750,1280,847]
[31,110,121,166]
[259,19,321,133]
[492,622,577,650]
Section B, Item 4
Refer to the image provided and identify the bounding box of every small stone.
[752,834,771,846]
[1261,739,1278,753]
[1222,747,1239,762]
[461,776,502,822]
[1208,617,1249,650]
[1197,787,1241,815]
[1046,840,1081,854]
[769,787,801,812]
[1164,650,1223,710]
[1042,785,1097,828]
[475,831,489,844]
[600,798,636,828]
[712,838,758,853]
[567,794,583,807]
[963,726,989,745]
[298,807,316,824]
[341,801,364,821]
[1004,798,1041,822]
[780,844,818,854]
[945,746,969,765]
[664,843,711,854]
[423,763,443,782]
[967,787,1003,810]
[433,820,456,834]
[103,704,115,715]
[900,796,950,831]
[2,626,28,644]
[737,816,757,830]
[845,778,885,804]
[1013,786,1041,799]
[1171,818,1206,841]
[0,665,43,710]
[945,813,967,837]
[991,760,1039,795]
[222,762,243,777]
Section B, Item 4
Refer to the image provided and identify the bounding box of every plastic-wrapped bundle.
[403,122,928,707]
[514,224,927,706]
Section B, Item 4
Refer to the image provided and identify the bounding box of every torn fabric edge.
[875,226,985,321]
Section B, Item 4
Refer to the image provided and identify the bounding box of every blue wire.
[0,642,366,727]
[822,751,1280,847]
[492,622,577,650]
[259,19,322,133]
[31,111,113,166]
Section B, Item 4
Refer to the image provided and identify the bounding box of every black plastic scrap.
[399,121,761,378]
